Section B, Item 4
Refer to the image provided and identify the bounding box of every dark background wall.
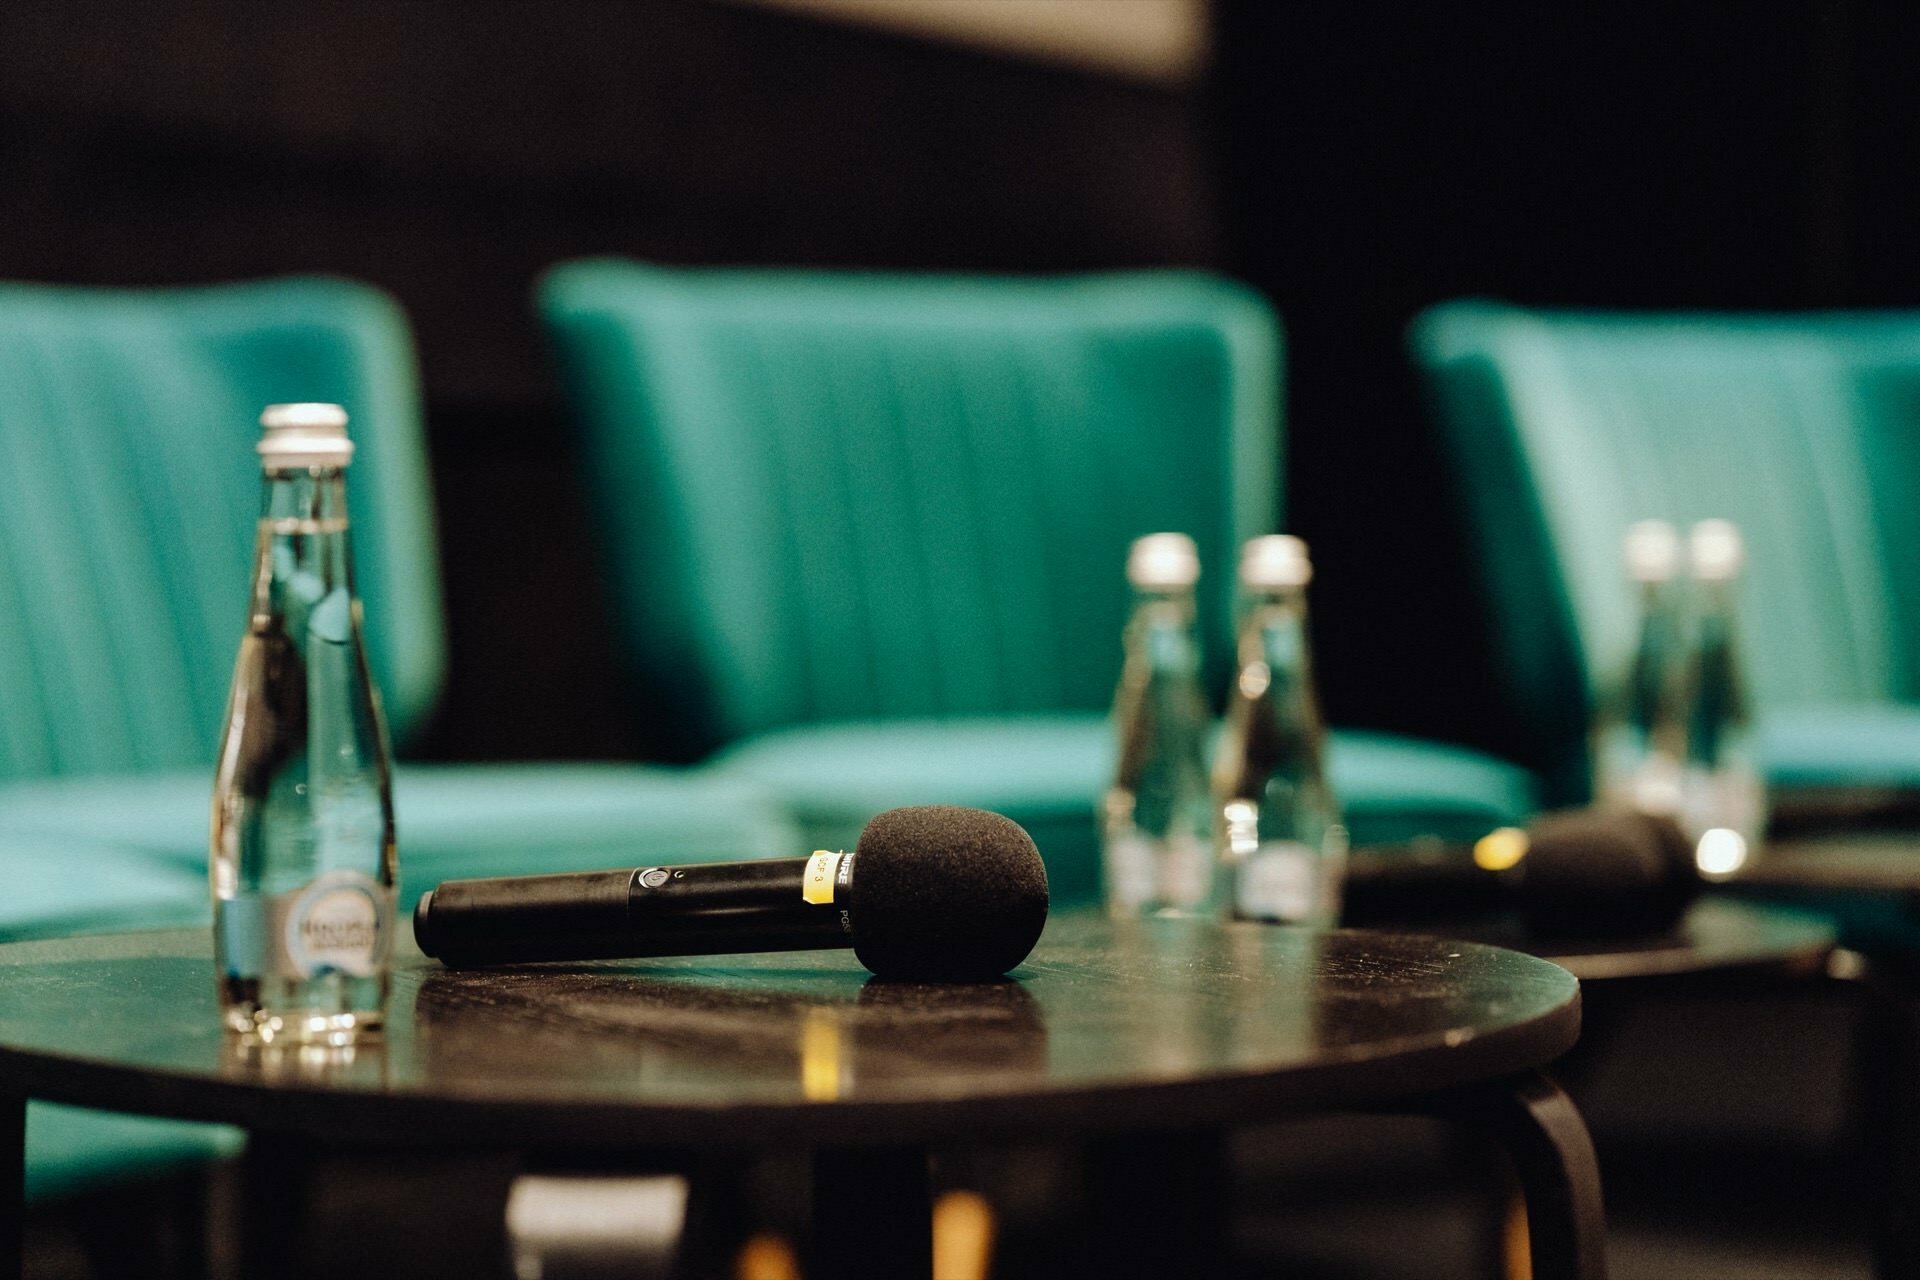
[0,0,1216,761]
[1215,0,1920,769]
[3,1,1915,767]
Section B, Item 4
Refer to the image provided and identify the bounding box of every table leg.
[1081,1130,1227,1279]
[1,1094,20,1280]
[240,1132,315,1277]
[1838,952,1920,1280]
[1420,1071,1607,1280]
[811,1145,930,1280]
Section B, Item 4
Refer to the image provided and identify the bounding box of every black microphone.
[413,805,1049,981]
[1341,808,1702,937]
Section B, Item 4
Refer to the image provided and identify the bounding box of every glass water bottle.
[1678,518,1766,878]
[212,403,398,1044]
[1593,519,1686,817]
[1213,536,1346,925]
[1101,533,1222,918]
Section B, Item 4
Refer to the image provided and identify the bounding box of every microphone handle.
[416,856,857,967]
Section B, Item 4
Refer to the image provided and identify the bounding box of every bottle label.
[277,871,392,979]
[1595,735,1683,817]
[1681,765,1765,840]
[1104,833,1159,908]
[1159,834,1214,907]
[1236,841,1318,922]
[1104,832,1213,909]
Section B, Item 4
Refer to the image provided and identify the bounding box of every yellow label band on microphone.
[803,851,843,905]
[1473,827,1531,873]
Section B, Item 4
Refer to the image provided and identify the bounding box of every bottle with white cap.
[1101,533,1222,918]
[1677,518,1766,877]
[211,404,397,1042]
[1212,536,1346,925]
[1592,519,1687,817]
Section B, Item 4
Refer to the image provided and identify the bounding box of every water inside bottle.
[212,493,395,1045]
[1103,590,1222,918]
[1214,584,1345,926]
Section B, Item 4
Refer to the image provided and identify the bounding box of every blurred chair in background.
[0,278,797,1205]
[542,262,1536,905]
[1411,301,1920,813]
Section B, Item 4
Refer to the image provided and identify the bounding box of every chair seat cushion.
[0,764,799,917]
[0,835,209,941]
[710,715,1537,907]
[1325,729,1540,841]
[1761,703,1920,791]
[26,1104,245,1204]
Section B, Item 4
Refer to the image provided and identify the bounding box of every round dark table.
[1738,833,1920,899]
[1341,897,1837,1278]
[1728,837,1920,1280]
[0,915,1600,1279]
[1468,897,1837,984]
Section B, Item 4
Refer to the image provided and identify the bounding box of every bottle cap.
[258,403,355,468]
[1126,532,1200,589]
[1690,518,1744,581]
[1240,534,1312,589]
[1622,519,1679,583]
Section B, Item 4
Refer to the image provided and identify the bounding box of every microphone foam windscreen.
[850,806,1049,981]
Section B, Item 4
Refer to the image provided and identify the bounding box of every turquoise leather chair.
[0,279,799,1200]
[542,263,1535,905]
[1410,301,1920,809]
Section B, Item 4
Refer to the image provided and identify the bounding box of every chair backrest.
[0,278,445,781]
[1411,300,1920,799]
[541,263,1281,755]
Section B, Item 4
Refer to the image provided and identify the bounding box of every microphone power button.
[640,868,671,889]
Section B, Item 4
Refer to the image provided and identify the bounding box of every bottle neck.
[1625,577,1681,718]
[1129,585,1196,617]
[1218,584,1330,816]
[1127,586,1200,670]
[262,466,350,525]
[1688,578,1740,669]
[252,467,358,629]
[1696,576,1738,618]
[1234,587,1319,714]
[1685,576,1748,762]
[1238,587,1307,660]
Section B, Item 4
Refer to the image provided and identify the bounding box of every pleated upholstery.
[1413,302,1920,799]
[0,279,445,780]
[543,264,1542,906]
[542,264,1282,751]
[0,278,446,1201]
[0,280,818,1203]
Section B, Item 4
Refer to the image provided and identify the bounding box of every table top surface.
[1463,898,1839,983]
[1736,833,1920,897]
[0,915,1579,1149]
